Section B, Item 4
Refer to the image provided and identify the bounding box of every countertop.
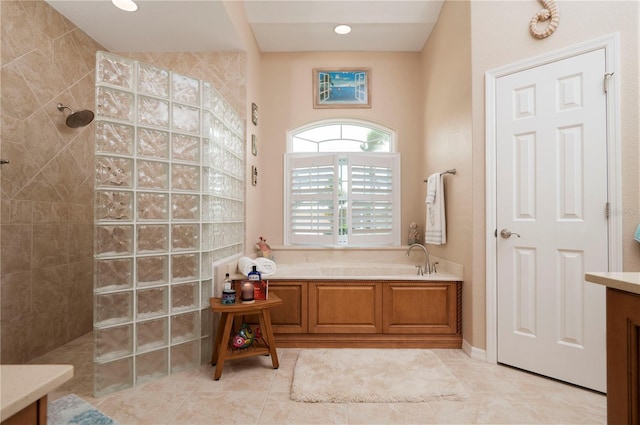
[0,364,74,421]
[231,263,463,282]
[585,272,640,296]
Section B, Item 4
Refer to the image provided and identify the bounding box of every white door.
[496,49,608,392]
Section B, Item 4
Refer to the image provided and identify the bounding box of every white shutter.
[348,153,400,245]
[285,154,337,245]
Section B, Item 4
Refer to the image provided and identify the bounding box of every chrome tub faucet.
[406,243,432,275]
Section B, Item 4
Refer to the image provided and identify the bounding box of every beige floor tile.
[259,391,349,424]
[96,389,190,425]
[31,333,607,425]
[428,394,535,424]
[169,391,266,425]
[347,402,436,425]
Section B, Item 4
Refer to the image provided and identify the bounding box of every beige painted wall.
[420,1,475,346]
[223,1,263,255]
[469,1,640,350]
[258,52,424,245]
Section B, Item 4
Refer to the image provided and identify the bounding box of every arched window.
[285,120,400,246]
[289,119,395,153]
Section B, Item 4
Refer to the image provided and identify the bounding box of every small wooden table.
[209,294,282,380]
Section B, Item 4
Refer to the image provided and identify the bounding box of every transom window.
[285,120,400,246]
[290,120,394,153]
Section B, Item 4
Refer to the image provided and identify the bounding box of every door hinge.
[604,72,614,93]
[605,202,610,219]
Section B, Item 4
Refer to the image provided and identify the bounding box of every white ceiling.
[45,0,444,53]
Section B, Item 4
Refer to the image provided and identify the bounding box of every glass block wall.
[93,52,244,396]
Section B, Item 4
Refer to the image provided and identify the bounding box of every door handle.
[500,229,521,239]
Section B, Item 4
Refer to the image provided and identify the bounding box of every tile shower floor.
[32,332,606,424]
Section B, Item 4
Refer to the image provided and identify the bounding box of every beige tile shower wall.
[1,1,103,363]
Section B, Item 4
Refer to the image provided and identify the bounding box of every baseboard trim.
[462,339,487,362]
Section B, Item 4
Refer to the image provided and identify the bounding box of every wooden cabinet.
[309,281,382,333]
[1,397,46,425]
[268,281,308,333]
[268,279,462,348]
[383,282,459,335]
[606,288,640,425]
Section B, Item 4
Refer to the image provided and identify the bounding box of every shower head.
[56,103,95,128]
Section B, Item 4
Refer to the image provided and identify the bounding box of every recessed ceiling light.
[334,24,352,35]
[112,0,138,12]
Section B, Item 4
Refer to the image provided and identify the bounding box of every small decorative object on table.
[240,279,255,304]
[255,236,272,259]
[232,323,255,349]
[408,222,421,245]
[253,279,268,300]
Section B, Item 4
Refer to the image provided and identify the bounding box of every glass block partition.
[93,52,244,396]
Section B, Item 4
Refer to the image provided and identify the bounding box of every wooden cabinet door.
[383,281,459,334]
[1,396,47,425]
[606,288,640,425]
[268,281,308,333]
[309,281,382,333]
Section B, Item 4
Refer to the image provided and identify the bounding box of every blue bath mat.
[48,394,118,425]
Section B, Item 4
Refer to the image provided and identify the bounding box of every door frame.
[485,34,622,365]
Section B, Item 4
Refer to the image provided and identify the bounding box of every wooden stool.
[209,294,282,380]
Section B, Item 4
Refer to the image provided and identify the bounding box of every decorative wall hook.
[529,0,559,39]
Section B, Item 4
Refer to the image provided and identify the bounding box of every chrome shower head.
[57,103,94,128]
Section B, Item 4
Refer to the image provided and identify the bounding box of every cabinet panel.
[1,396,47,425]
[606,288,640,425]
[383,282,458,334]
[309,282,382,333]
[268,281,308,333]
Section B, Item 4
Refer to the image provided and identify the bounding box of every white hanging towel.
[425,173,446,245]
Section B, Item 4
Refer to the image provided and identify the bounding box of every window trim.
[284,119,400,247]
[286,118,397,153]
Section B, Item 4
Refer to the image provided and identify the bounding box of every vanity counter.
[1,364,73,423]
[585,272,640,424]
[584,272,640,295]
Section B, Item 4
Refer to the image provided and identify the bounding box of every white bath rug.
[290,348,467,403]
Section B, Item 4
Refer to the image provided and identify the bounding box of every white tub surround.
[238,263,460,281]
[1,364,73,422]
[229,246,463,281]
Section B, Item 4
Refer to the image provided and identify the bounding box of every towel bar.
[423,169,456,182]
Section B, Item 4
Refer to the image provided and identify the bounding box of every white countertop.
[585,272,640,296]
[0,364,74,421]
[232,263,462,282]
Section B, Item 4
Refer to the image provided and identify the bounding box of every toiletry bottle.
[248,265,261,282]
[222,273,236,305]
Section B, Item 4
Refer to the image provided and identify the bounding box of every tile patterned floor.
[31,333,606,424]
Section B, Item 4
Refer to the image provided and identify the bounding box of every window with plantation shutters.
[348,154,397,245]
[285,120,400,247]
[287,154,337,245]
